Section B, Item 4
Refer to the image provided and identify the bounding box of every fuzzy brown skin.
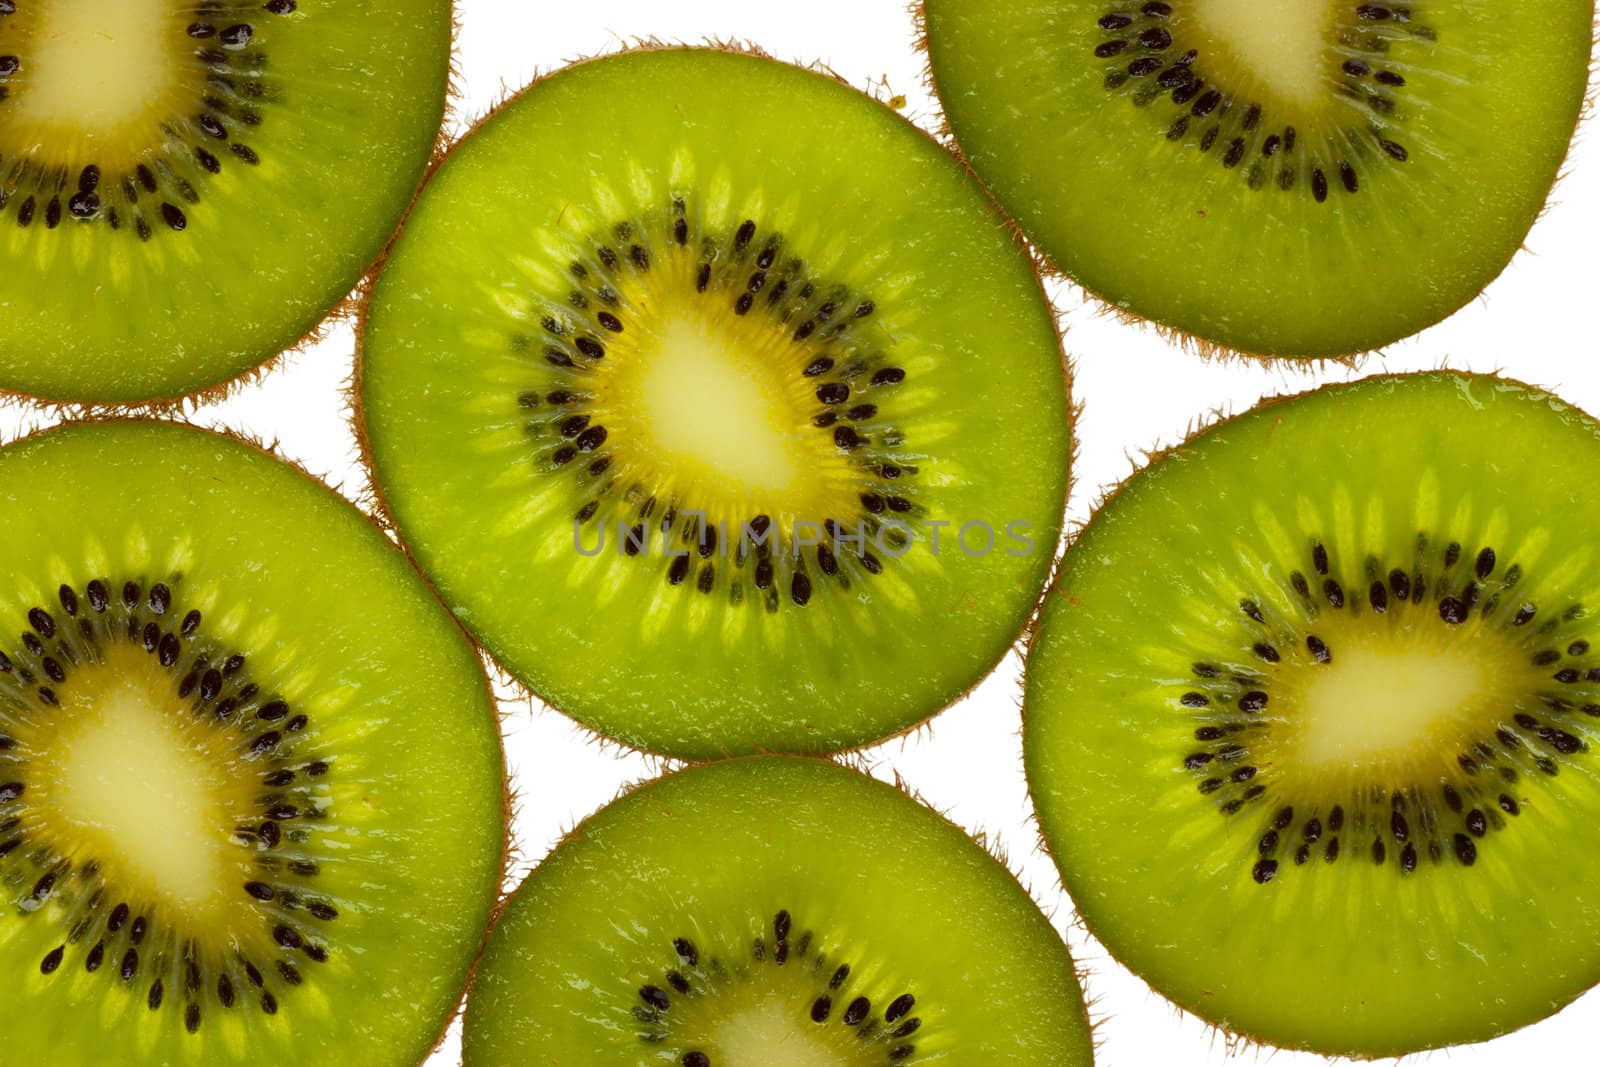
[0,413,512,1067]
[347,40,1075,766]
[1016,366,1600,1061]
[909,1,1600,367]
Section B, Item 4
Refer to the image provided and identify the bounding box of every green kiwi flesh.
[359,48,1071,760]
[1026,372,1600,1056]
[0,0,452,403]
[463,755,1093,1066]
[0,421,505,1065]
[920,0,1593,357]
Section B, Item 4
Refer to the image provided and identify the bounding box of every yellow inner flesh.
[615,309,814,500]
[594,259,864,528]
[28,645,253,922]
[0,0,187,164]
[1268,613,1531,784]
[672,970,890,1067]
[1186,0,1339,114]
[712,994,847,1067]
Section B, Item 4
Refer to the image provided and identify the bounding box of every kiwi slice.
[462,755,1093,1065]
[1025,371,1600,1055]
[358,48,1071,760]
[0,421,504,1064]
[919,1,1592,357]
[0,1,451,404]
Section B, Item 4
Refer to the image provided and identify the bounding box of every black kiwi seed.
[1389,569,1410,600]
[885,994,916,1022]
[1370,581,1389,611]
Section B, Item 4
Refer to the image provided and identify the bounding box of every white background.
[6,2,1598,1064]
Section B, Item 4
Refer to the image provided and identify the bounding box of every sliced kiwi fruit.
[0,1,452,404]
[462,755,1093,1066]
[1025,371,1600,1055]
[920,0,1593,357]
[0,420,505,1064]
[358,47,1071,760]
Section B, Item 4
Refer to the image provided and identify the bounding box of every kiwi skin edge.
[349,39,1077,764]
[910,2,1600,365]
[0,413,515,1064]
[1019,367,1600,1059]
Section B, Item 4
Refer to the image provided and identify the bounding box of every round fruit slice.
[0,421,504,1065]
[359,47,1070,760]
[0,1,452,403]
[920,0,1592,357]
[1026,372,1600,1056]
[463,755,1093,1066]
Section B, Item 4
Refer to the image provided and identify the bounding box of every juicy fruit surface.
[463,756,1093,1066]
[1026,373,1600,1055]
[921,0,1592,356]
[0,422,504,1065]
[0,0,451,402]
[360,48,1070,759]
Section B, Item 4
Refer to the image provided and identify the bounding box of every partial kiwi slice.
[0,421,504,1064]
[359,47,1070,760]
[463,755,1093,1066]
[920,1,1593,357]
[0,1,451,404]
[1026,372,1600,1056]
